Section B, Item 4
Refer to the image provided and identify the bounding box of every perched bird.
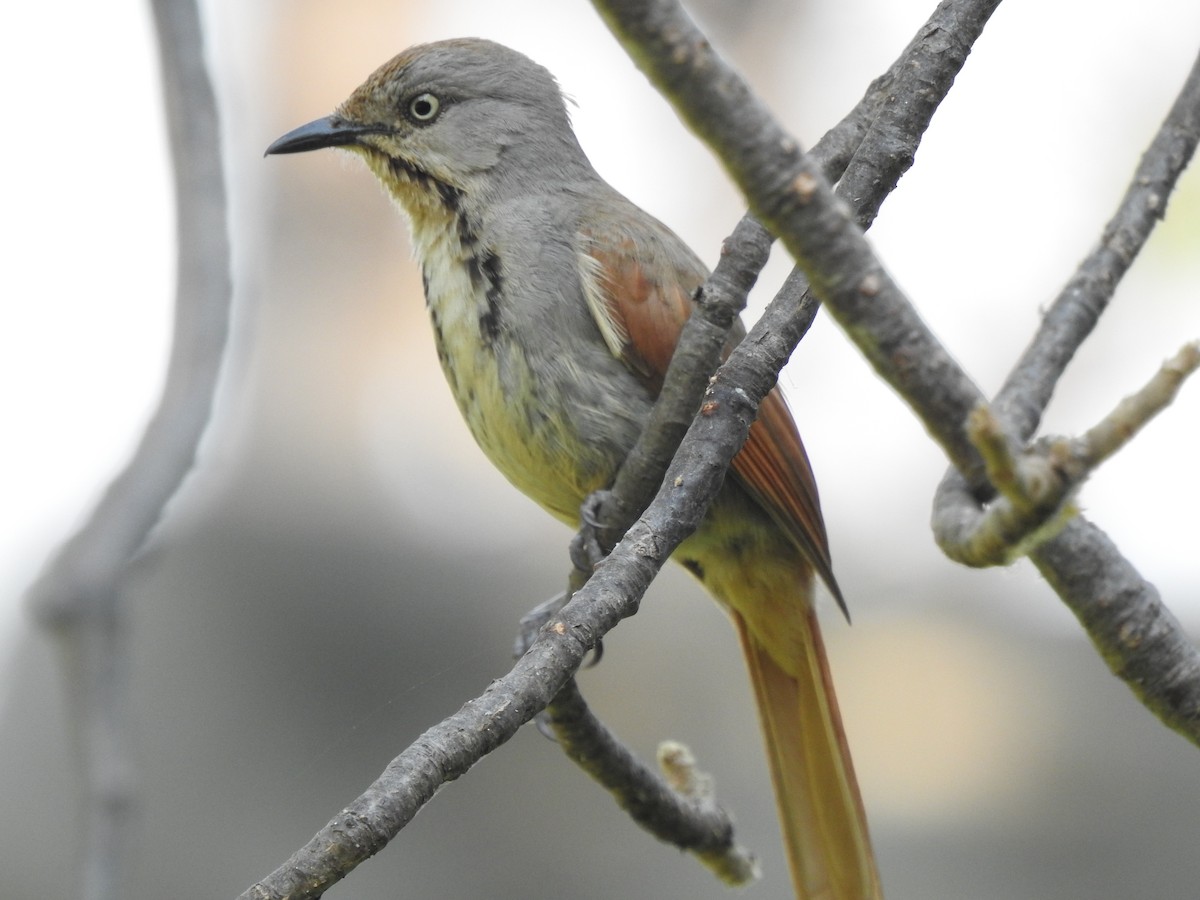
[268,38,879,899]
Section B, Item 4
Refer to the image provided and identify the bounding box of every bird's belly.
[422,252,608,525]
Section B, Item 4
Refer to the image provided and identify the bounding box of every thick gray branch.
[591,0,1200,743]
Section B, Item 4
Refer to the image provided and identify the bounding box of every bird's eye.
[408,93,440,123]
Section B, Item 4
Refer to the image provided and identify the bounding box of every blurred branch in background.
[24,0,232,898]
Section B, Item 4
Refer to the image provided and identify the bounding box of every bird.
[267,38,880,900]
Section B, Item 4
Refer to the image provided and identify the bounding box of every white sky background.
[4,0,1199,667]
[2,3,173,658]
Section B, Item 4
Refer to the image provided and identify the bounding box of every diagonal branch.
[934,46,1200,557]
[927,50,1200,738]
[936,44,1200,556]
[933,47,1200,565]
[591,0,1200,743]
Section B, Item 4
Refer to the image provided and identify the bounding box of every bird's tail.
[733,607,881,899]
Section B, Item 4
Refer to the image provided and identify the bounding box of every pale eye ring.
[408,93,440,123]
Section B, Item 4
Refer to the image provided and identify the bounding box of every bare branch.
[834,2,1006,230]
[925,50,1200,737]
[545,681,760,886]
[25,1,232,898]
[1078,341,1200,468]
[934,48,1200,559]
[932,405,1080,567]
[934,49,1200,548]
[29,1,232,626]
[944,341,1200,567]
[1025,344,1200,744]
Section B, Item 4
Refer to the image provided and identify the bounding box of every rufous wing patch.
[733,388,845,613]
[578,230,696,392]
[577,222,843,609]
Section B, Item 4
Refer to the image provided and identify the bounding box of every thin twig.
[938,342,1200,567]
[25,2,232,899]
[1078,341,1200,467]
[545,681,760,886]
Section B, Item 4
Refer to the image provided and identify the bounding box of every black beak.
[264,116,386,157]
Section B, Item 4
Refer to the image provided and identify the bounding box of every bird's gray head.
[266,38,591,203]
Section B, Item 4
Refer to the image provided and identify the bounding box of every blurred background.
[4,1,1200,898]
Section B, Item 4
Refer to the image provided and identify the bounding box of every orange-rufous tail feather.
[732,607,881,899]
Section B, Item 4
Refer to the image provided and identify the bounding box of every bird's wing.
[577,216,843,609]
[577,228,693,394]
[732,386,844,613]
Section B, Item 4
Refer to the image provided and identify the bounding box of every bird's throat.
[395,180,596,524]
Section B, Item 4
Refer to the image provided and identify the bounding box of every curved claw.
[533,711,559,742]
[514,591,569,657]
[585,639,605,668]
